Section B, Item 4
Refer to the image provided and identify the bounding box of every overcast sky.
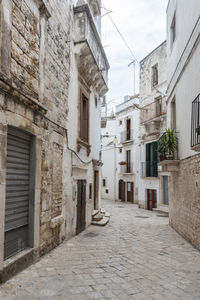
[101,0,168,111]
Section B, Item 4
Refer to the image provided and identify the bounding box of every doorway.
[4,127,35,260]
[127,182,134,203]
[94,171,99,210]
[163,176,169,205]
[147,189,157,210]
[76,180,86,235]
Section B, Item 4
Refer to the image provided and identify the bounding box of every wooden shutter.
[152,142,158,177]
[146,143,150,177]
[4,127,31,259]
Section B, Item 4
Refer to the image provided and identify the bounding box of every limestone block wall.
[169,154,200,251]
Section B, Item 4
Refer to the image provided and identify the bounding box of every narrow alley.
[1,200,200,300]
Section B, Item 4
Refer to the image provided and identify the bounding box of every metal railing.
[191,94,200,147]
[119,163,133,174]
[120,130,133,143]
[141,161,158,177]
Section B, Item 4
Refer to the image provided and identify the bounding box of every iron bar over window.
[191,93,200,147]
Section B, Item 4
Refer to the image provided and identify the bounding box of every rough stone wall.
[0,0,71,257]
[11,0,40,98]
[169,154,200,251]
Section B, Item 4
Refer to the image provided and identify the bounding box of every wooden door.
[76,180,86,235]
[94,171,99,210]
[127,182,134,203]
[121,181,125,202]
[147,189,157,210]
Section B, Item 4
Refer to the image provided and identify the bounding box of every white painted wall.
[167,0,200,160]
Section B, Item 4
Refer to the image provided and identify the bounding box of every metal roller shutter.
[4,127,31,260]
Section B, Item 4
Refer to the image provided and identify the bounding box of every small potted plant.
[195,125,200,135]
[158,128,178,160]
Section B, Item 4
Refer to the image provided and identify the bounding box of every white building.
[138,41,167,211]
[101,95,140,203]
[161,0,200,250]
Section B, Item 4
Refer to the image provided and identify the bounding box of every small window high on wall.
[80,92,89,142]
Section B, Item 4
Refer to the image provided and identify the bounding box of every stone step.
[92,212,103,222]
[92,215,110,226]
[153,208,169,216]
[92,210,99,218]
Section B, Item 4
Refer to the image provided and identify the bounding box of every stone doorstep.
[92,210,99,218]
[152,208,169,216]
[93,212,103,222]
[91,216,110,226]
[92,212,110,226]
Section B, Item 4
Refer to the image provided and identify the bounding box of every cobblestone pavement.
[1,200,200,300]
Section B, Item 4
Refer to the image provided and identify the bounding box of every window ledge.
[191,144,200,152]
[77,138,91,156]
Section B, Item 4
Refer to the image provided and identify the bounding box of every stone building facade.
[138,41,168,211]
[163,0,200,251]
[0,0,108,282]
[101,95,140,204]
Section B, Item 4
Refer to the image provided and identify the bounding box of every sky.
[101,0,168,112]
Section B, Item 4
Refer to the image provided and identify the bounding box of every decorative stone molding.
[77,138,91,156]
[74,4,109,96]
[158,160,180,172]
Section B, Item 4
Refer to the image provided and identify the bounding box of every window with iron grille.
[191,94,200,148]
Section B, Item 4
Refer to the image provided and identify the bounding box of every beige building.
[139,41,168,211]
[162,0,200,250]
[0,0,108,282]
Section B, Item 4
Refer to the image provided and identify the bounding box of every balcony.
[191,94,200,151]
[120,130,134,144]
[119,163,133,174]
[141,161,158,178]
[74,4,109,97]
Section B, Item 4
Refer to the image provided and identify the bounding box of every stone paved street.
[1,200,200,300]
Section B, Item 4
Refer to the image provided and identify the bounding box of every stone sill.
[72,165,89,171]
[158,159,180,172]
[141,176,159,180]
[3,248,33,269]
[121,139,134,145]
[191,144,200,152]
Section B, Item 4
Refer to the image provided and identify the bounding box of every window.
[126,150,131,173]
[95,96,98,108]
[155,97,162,116]
[106,189,109,194]
[103,179,106,187]
[146,142,158,177]
[119,148,122,154]
[119,120,122,125]
[171,97,176,130]
[89,184,92,199]
[152,65,158,86]
[126,119,131,140]
[80,92,89,142]
[171,13,176,47]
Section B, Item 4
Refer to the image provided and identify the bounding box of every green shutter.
[146,143,150,177]
[152,142,158,177]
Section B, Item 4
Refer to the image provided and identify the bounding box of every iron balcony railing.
[120,130,133,143]
[191,94,200,148]
[120,163,133,174]
[141,161,158,177]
